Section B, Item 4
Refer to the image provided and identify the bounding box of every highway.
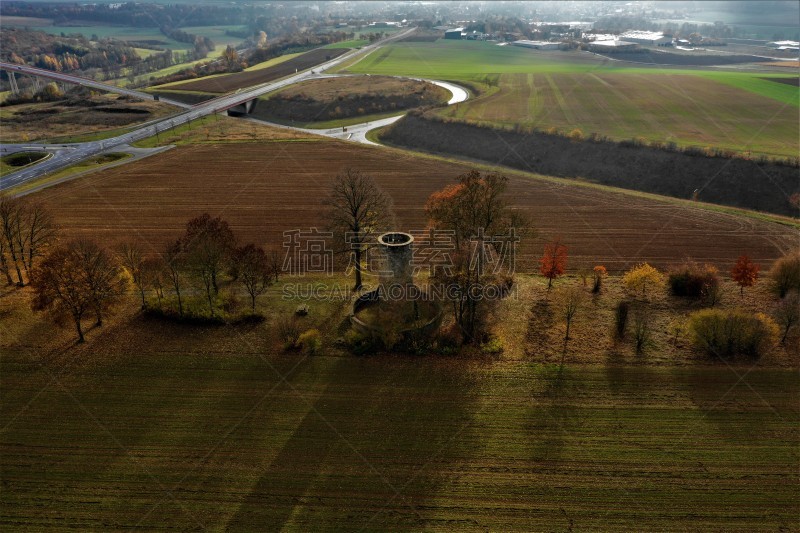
[0,61,192,109]
[0,28,416,192]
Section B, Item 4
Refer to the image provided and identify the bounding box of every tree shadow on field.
[225,356,483,531]
[604,357,661,403]
[525,300,556,362]
[674,366,799,444]
[526,364,583,464]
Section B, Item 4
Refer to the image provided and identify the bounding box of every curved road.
[0,28,417,191]
[248,77,469,145]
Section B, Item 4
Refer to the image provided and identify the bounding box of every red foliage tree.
[540,239,568,289]
[731,254,760,297]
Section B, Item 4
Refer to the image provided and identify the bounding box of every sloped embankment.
[381,112,800,217]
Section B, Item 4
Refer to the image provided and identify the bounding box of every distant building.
[512,40,560,50]
[619,31,672,46]
[588,39,638,52]
[767,41,800,48]
[444,27,465,40]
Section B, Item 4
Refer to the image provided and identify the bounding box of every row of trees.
[0,195,57,287]
[28,213,282,343]
[119,214,281,320]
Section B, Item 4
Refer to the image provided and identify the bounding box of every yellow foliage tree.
[622,263,665,299]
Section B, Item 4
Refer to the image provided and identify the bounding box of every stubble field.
[438,72,799,158]
[2,125,798,530]
[1,284,797,530]
[345,40,799,158]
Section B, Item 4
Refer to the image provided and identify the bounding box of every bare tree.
[163,239,185,317]
[117,241,148,309]
[20,199,57,273]
[234,244,274,313]
[266,248,282,283]
[555,285,584,361]
[31,239,125,342]
[0,231,13,285]
[143,255,165,307]
[31,244,93,342]
[0,195,57,285]
[325,169,394,291]
[183,214,236,316]
[74,239,127,326]
[775,291,799,345]
[0,195,25,285]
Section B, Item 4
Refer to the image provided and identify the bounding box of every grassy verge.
[253,108,405,130]
[0,151,50,176]
[42,125,143,144]
[324,39,368,49]
[5,152,131,195]
[132,116,220,148]
[131,114,318,148]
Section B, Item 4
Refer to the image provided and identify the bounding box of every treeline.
[9,207,283,343]
[160,27,215,61]
[244,30,353,66]
[381,112,800,217]
[0,195,57,288]
[0,28,217,87]
[127,213,282,323]
[1,29,138,75]
[1,2,251,28]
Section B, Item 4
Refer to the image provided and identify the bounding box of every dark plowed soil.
[167,48,350,93]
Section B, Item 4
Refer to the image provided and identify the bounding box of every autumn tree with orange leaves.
[540,239,567,289]
[426,170,528,344]
[731,255,759,297]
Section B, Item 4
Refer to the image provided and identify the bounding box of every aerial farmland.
[1,1,798,531]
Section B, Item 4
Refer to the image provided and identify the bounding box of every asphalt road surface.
[0,28,416,192]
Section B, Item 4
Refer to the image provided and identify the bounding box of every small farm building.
[512,40,560,50]
[619,31,672,46]
[444,28,465,40]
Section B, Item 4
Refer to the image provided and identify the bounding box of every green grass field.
[325,38,369,49]
[346,40,798,157]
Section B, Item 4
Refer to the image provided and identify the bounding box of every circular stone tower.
[377,231,414,293]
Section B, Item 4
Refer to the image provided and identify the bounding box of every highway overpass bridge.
[0,28,417,191]
[0,62,192,109]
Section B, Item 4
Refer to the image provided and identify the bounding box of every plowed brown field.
[167,48,349,93]
[34,139,797,272]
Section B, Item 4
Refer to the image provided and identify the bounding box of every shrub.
[774,290,799,344]
[688,309,779,358]
[769,251,800,298]
[297,328,322,355]
[480,335,504,355]
[433,325,462,355]
[343,329,381,355]
[614,301,630,340]
[592,265,607,294]
[622,263,665,299]
[668,261,720,303]
[277,316,301,349]
[632,307,652,355]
